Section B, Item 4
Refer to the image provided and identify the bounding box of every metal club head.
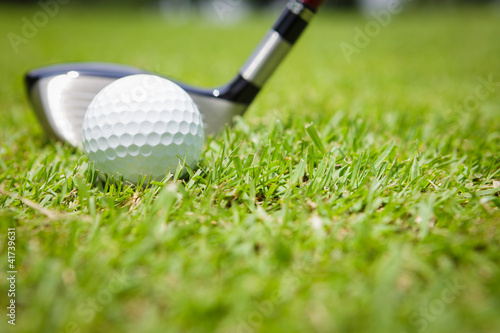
[26,63,251,146]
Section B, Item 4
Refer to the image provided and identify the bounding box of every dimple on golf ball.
[82,74,204,184]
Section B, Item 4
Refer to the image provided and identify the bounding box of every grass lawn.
[1,3,500,333]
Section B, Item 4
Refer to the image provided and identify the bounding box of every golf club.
[25,0,324,147]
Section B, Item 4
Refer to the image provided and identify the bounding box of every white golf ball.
[82,74,204,184]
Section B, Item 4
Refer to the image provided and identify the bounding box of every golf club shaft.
[236,0,324,93]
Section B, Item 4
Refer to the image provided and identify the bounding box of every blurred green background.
[2,0,499,8]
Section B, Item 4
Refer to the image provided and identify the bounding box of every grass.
[1,3,500,333]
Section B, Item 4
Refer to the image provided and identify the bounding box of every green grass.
[1,3,500,333]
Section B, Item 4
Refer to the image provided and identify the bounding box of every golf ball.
[82,74,204,184]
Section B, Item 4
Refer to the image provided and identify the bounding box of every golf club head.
[26,63,249,147]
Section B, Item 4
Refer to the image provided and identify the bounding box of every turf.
[1,3,500,333]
